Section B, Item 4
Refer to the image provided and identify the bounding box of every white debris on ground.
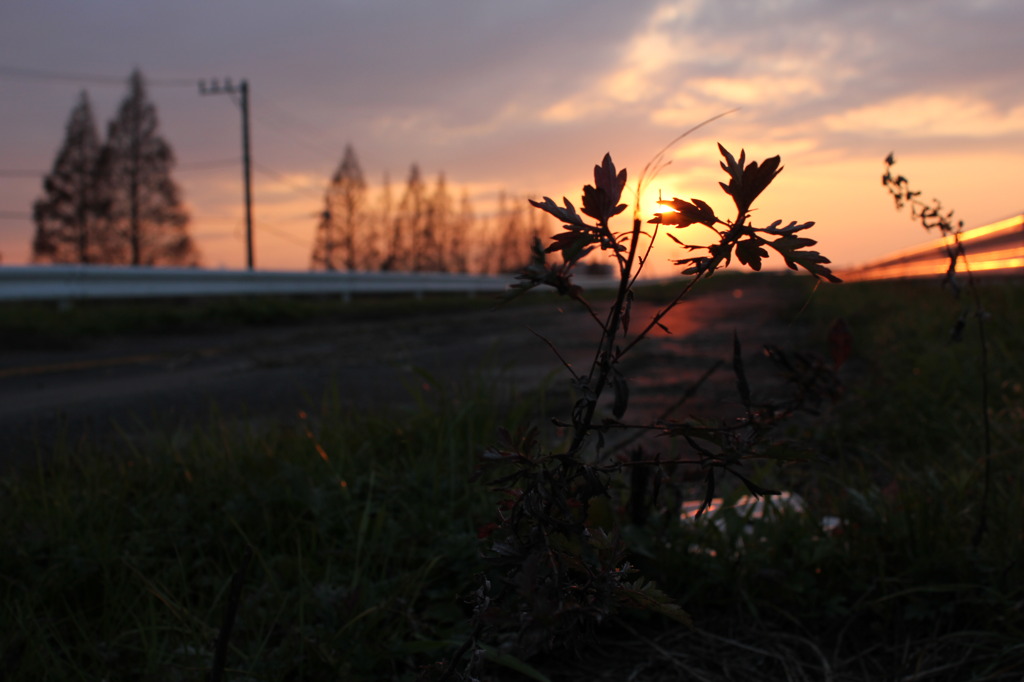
[681,491,842,540]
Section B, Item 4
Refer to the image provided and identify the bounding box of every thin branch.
[615,273,704,360]
[529,327,581,382]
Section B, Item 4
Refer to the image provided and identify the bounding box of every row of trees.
[311,145,544,274]
[31,73,541,273]
[31,70,197,266]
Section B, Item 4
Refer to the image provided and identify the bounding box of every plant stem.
[569,217,643,456]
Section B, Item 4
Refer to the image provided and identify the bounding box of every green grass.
[0,292,503,350]
[0,376,547,681]
[628,277,1024,678]
[2,277,1022,680]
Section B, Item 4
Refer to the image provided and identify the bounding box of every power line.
[193,230,244,241]
[250,97,343,161]
[1,158,237,176]
[179,158,238,170]
[0,64,196,87]
[259,222,310,248]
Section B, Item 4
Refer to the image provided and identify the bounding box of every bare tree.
[374,171,394,271]
[448,188,474,273]
[311,144,368,271]
[420,172,452,271]
[381,163,427,271]
[98,69,197,266]
[489,191,538,273]
[31,92,115,263]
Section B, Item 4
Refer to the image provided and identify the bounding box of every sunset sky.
[2,0,1022,275]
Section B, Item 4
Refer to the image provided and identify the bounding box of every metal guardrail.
[841,214,1024,282]
[0,265,619,302]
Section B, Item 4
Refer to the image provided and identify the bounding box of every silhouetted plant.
[439,140,841,677]
[882,153,992,546]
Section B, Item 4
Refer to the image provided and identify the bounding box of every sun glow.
[634,179,681,224]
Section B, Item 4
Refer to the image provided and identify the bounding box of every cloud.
[538,0,877,144]
[541,1,699,123]
[254,172,322,200]
[823,95,1024,138]
[689,74,825,106]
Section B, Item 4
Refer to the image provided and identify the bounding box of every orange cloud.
[824,95,1024,137]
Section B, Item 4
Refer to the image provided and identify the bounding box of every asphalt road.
[0,286,807,472]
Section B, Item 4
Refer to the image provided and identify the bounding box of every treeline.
[32,70,197,267]
[311,145,546,274]
[30,71,544,273]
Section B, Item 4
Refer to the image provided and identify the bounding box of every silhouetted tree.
[420,172,451,271]
[31,92,115,263]
[375,172,395,271]
[318,155,525,274]
[484,192,538,273]
[382,163,428,271]
[448,188,474,273]
[311,144,368,271]
[97,69,197,266]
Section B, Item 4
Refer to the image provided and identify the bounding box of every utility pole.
[199,78,254,270]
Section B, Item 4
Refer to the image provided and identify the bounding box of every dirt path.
[0,283,812,472]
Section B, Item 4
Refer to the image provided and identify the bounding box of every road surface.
[0,285,811,472]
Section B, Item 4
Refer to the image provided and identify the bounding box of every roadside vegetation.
[1,377,539,680]
[1,276,1022,680]
[0,271,770,350]
[0,293,499,349]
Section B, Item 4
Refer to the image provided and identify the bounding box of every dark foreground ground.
[5,277,1023,681]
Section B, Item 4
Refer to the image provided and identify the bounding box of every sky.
[2,0,1022,275]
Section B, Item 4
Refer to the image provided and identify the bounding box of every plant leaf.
[729,469,781,498]
[529,196,588,228]
[718,144,782,215]
[618,578,693,626]
[766,234,842,282]
[735,237,768,271]
[580,153,628,222]
[759,219,815,235]
[697,469,716,518]
[654,197,717,228]
[593,153,627,207]
[543,231,597,265]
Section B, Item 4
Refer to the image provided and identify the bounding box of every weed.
[447,139,840,676]
[883,153,992,545]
